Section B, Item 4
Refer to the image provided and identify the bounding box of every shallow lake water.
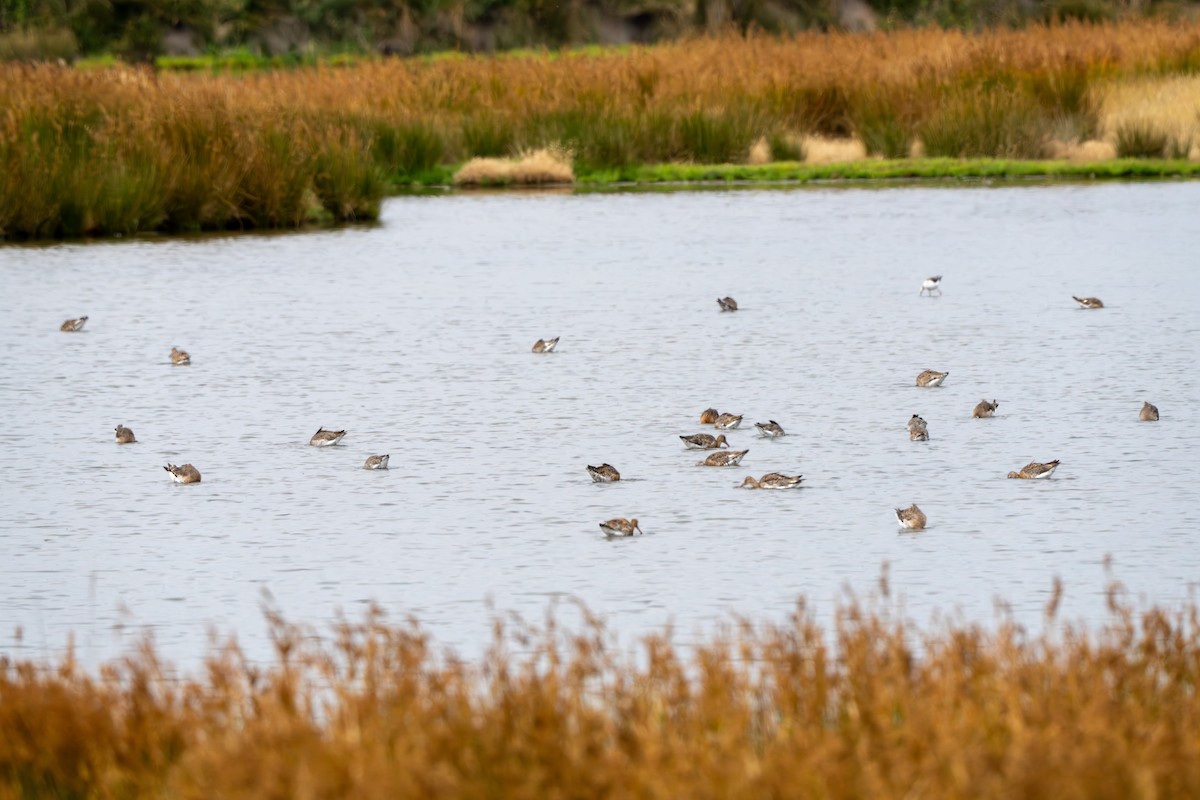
[2,181,1199,668]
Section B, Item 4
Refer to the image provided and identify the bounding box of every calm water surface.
[2,182,1198,667]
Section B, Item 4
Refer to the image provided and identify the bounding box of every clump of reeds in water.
[3,578,1200,798]
[3,20,1200,239]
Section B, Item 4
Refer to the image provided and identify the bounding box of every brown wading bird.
[586,463,621,482]
[363,455,390,470]
[1140,401,1159,421]
[1007,460,1060,479]
[714,412,743,430]
[163,463,201,484]
[700,408,719,425]
[114,425,136,444]
[972,399,999,418]
[755,420,785,438]
[698,449,749,467]
[717,297,738,312]
[680,433,728,450]
[910,427,929,441]
[599,518,642,537]
[907,414,927,433]
[895,504,927,530]
[310,428,347,447]
[916,369,949,387]
[170,347,191,366]
[60,316,88,332]
[1073,296,1104,309]
[740,473,804,489]
[532,337,559,353]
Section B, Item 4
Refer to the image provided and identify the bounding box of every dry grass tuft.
[1046,138,1119,160]
[511,147,576,183]
[454,157,514,185]
[803,135,869,163]
[3,588,1200,797]
[454,146,575,185]
[1101,74,1200,156]
[748,136,772,165]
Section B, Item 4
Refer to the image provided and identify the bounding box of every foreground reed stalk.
[2,20,1200,239]
[2,581,1200,798]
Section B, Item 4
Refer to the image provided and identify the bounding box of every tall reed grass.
[3,581,1200,798]
[0,68,385,238]
[3,20,1200,239]
[1103,74,1200,159]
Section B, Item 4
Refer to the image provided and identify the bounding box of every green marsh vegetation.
[580,157,1200,184]
[2,21,1199,240]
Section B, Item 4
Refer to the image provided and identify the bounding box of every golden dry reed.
[3,20,1200,239]
[3,580,1200,798]
[453,147,575,185]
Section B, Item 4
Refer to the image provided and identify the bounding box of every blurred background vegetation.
[1,0,1198,64]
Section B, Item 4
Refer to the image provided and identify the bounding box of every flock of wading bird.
[60,276,1161,538]
[569,277,1158,537]
[59,316,391,483]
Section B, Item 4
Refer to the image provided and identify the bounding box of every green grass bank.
[565,157,1200,187]
[6,158,1200,243]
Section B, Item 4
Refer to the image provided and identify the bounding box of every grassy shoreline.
[391,156,1200,196]
[4,158,1195,244]
[5,157,1198,243]
[472,157,1200,189]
